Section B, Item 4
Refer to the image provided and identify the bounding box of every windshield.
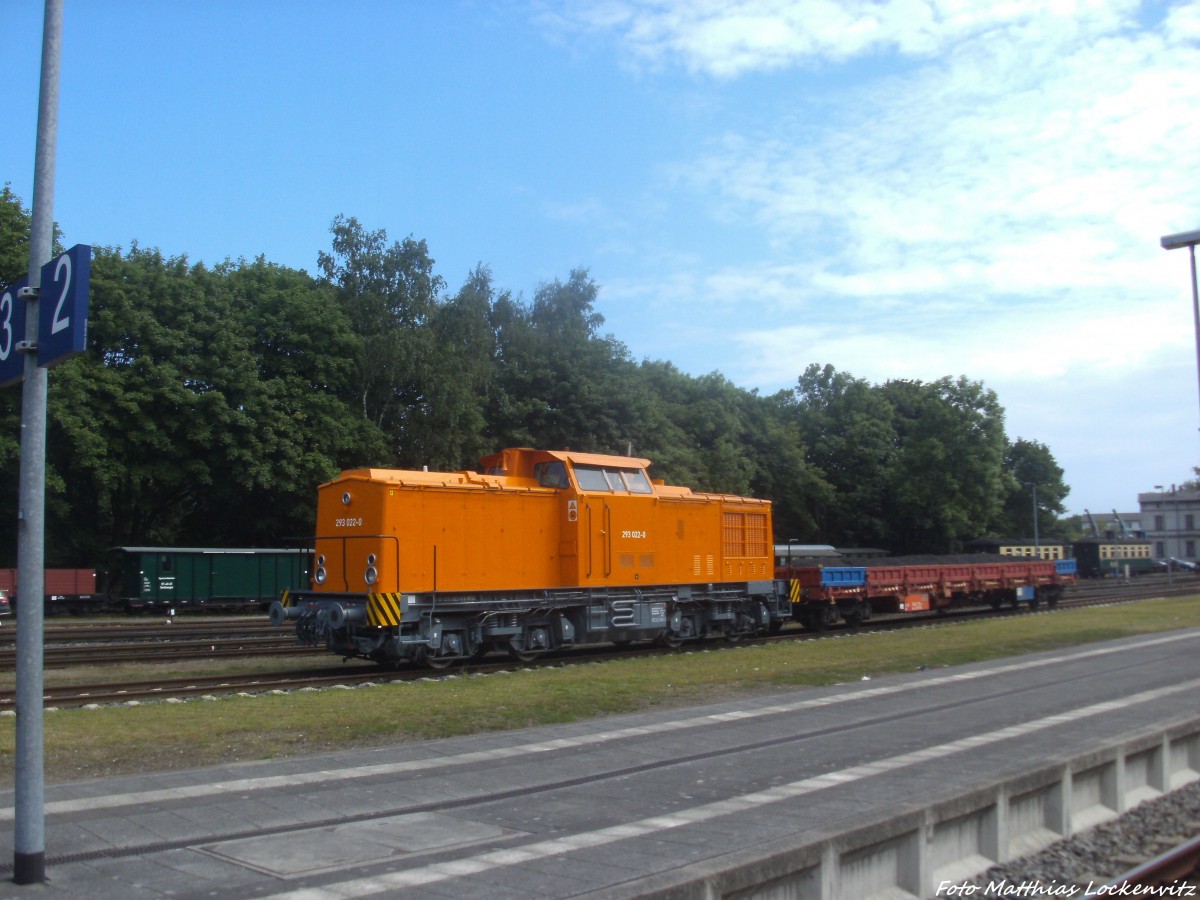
[573,464,653,494]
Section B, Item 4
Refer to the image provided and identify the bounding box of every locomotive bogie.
[277,579,787,666]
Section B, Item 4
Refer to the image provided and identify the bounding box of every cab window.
[534,461,569,489]
[573,464,653,494]
[621,469,653,494]
[573,465,610,492]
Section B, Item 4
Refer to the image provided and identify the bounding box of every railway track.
[0,618,321,667]
[1088,832,1200,894]
[0,576,1193,710]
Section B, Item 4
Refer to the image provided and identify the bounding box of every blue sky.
[3,0,1199,518]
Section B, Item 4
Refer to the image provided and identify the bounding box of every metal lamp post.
[1023,482,1040,557]
[1161,228,1200,426]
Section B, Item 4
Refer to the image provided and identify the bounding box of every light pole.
[1161,228,1200,427]
[1024,482,1040,557]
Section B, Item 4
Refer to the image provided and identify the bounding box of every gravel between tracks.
[958,780,1200,893]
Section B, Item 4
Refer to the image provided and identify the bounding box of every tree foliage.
[783,364,1067,554]
[317,215,443,445]
[788,364,895,547]
[0,196,1072,564]
[994,438,1070,541]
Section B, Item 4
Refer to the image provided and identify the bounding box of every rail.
[1084,833,1200,895]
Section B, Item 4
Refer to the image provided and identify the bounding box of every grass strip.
[1,596,1198,789]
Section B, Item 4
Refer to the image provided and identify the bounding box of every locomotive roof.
[542,449,652,469]
[475,447,651,469]
[332,450,656,487]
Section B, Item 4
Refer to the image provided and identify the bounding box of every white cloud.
[546,0,1143,74]
[727,294,1193,387]
[557,1,1200,511]
[618,0,1200,330]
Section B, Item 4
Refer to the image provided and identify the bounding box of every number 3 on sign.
[0,281,29,387]
[0,289,15,358]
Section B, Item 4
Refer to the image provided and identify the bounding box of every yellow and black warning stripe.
[367,592,405,627]
[789,579,801,604]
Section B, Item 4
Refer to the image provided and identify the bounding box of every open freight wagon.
[780,555,1078,630]
[0,569,101,615]
[113,547,310,613]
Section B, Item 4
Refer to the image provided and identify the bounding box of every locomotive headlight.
[342,492,352,505]
[364,566,379,585]
[315,567,328,585]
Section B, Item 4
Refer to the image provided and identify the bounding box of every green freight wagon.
[112,547,310,613]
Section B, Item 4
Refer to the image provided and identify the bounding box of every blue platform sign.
[37,243,91,369]
[0,275,30,388]
[0,244,91,388]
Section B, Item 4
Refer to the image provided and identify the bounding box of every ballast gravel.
[957,779,1200,893]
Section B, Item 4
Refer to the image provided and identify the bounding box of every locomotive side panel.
[312,471,391,595]
[567,489,726,589]
[314,469,561,596]
[408,484,560,592]
[557,463,772,590]
[656,494,723,584]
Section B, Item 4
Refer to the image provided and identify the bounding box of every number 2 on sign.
[50,253,71,335]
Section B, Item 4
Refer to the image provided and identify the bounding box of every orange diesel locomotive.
[271,448,787,667]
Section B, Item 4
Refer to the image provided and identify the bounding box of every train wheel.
[657,633,684,649]
[508,626,550,663]
[508,647,544,663]
[425,631,469,669]
[801,611,828,632]
[723,627,745,643]
[369,650,400,670]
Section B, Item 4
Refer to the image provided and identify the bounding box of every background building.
[1138,487,1200,563]
[1084,510,1144,537]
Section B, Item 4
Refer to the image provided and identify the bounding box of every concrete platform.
[2,627,1199,899]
